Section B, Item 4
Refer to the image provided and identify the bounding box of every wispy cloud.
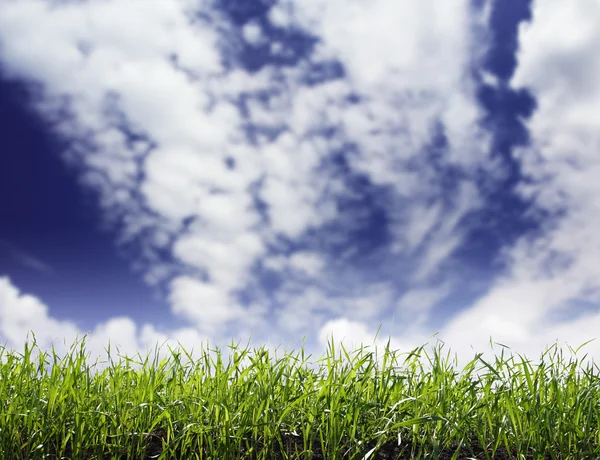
[0,239,55,275]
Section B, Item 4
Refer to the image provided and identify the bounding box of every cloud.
[0,275,226,375]
[288,251,326,277]
[410,0,600,373]
[242,20,264,46]
[0,275,328,377]
[169,275,247,330]
[0,276,80,350]
[0,0,490,344]
[0,239,55,275]
[510,0,600,337]
[13,253,55,274]
[2,0,599,377]
[318,317,399,353]
[303,0,600,375]
[0,0,495,355]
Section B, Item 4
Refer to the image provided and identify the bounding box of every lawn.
[0,332,598,459]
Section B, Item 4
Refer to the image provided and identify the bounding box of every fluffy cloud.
[1,0,599,377]
[0,277,80,351]
[0,276,197,371]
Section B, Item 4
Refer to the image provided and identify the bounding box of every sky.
[1,0,600,377]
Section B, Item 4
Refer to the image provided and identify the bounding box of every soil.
[27,427,597,459]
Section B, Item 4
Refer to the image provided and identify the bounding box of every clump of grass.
[0,333,599,459]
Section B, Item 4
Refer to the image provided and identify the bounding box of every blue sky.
[1,0,599,373]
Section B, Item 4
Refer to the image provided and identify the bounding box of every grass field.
[1,333,599,459]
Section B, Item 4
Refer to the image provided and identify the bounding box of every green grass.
[1,332,599,459]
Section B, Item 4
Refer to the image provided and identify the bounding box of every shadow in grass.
[36,427,588,459]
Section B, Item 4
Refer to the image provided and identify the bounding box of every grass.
[0,333,599,460]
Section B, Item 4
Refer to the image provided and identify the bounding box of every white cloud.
[0,277,80,351]
[0,276,211,373]
[3,0,482,351]
[318,317,379,351]
[172,230,264,290]
[260,177,321,238]
[0,276,292,378]
[273,281,395,340]
[509,0,600,332]
[242,20,264,46]
[410,0,600,374]
[289,252,326,277]
[268,4,293,29]
[430,274,600,376]
[168,276,246,330]
[316,318,418,375]
[307,0,600,376]
[262,254,288,272]
[7,0,598,378]
[480,70,500,88]
[282,0,470,90]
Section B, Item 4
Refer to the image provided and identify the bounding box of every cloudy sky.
[1,0,600,375]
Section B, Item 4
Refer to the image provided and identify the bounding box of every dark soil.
[24,427,598,459]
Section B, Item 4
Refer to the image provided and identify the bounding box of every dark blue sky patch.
[0,75,182,331]
[409,121,471,207]
[470,0,488,12]
[247,175,271,227]
[235,29,319,72]
[425,290,488,335]
[484,0,533,81]
[453,0,541,282]
[454,187,540,273]
[216,0,276,26]
[0,78,97,242]
[468,0,536,193]
[214,0,320,73]
[450,98,547,279]
[299,59,346,87]
[254,263,283,292]
[317,149,393,265]
[477,84,537,156]
[344,93,362,105]
[224,156,236,170]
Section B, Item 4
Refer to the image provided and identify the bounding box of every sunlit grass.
[1,332,599,459]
